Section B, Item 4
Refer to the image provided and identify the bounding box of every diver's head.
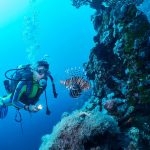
[33,60,49,81]
[36,60,49,70]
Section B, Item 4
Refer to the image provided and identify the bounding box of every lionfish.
[60,67,90,98]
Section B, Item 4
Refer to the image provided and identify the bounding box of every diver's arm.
[11,81,26,109]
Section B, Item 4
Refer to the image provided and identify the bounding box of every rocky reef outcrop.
[40,0,150,149]
[40,111,119,150]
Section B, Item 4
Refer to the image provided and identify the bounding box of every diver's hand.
[29,105,39,112]
[24,105,40,112]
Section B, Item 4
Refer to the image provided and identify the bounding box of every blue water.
[0,0,95,150]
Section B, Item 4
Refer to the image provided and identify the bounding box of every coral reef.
[40,0,150,149]
[39,111,120,150]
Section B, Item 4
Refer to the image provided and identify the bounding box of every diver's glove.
[24,105,40,112]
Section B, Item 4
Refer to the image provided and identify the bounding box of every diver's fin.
[0,104,8,119]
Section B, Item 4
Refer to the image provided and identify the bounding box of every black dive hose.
[5,68,31,81]
[44,90,51,115]
[15,109,22,122]
[48,74,58,98]
[15,109,23,135]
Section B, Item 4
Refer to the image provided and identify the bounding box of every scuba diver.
[60,67,90,98]
[0,60,58,119]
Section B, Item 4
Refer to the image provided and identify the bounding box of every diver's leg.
[0,98,3,106]
[0,95,10,119]
[0,95,12,106]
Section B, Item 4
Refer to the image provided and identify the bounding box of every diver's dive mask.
[36,68,48,75]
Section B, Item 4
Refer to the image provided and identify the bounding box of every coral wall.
[40,0,150,149]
